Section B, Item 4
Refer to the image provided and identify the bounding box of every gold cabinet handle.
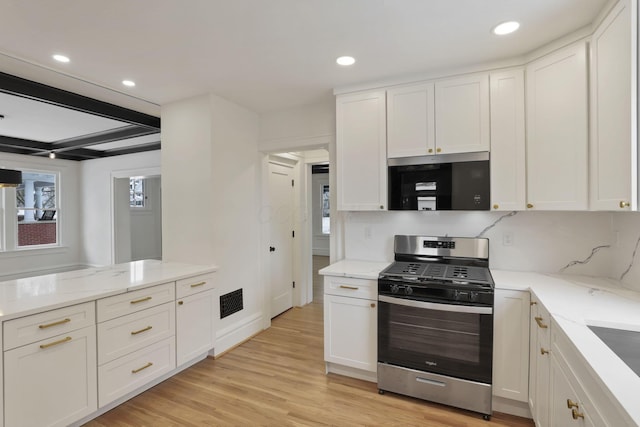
[428,148,433,153]
[436,148,442,153]
[339,285,359,290]
[380,205,384,209]
[190,281,206,288]
[40,336,72,349]
[370,303,376,308]
[530,301,537,306]
[540,347,550,355]
[493,204,499,210]
[131,362,153,374]
[620,201,630,208]
[567,399,579,409]
[535,316,548,329]
[527,203,534,209]
[178,301,184,306]
[131,326,153,335]
[130,296,152,304]
[39,318,71,329]
[571,409,585,420]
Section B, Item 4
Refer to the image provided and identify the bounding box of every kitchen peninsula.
[0,260,217,427]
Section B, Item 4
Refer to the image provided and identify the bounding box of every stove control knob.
[390,284,400,294]
[404,286,413,296]
[469,292,478,302]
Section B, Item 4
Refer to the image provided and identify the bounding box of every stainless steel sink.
[588,325,640,376]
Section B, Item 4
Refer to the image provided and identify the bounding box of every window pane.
[16,172,58,247]
[322,184,330,234]
[130,178,145,208]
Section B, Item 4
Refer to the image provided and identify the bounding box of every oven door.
[378,295,493,384]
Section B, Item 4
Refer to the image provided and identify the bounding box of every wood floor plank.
[86,286,534,426]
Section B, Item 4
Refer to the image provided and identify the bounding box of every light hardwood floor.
[87,261,533,426]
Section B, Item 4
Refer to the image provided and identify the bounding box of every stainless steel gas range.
[377,235,494,420]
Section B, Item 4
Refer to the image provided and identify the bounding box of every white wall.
[162,92,262,356]
[259,100,335,151]
[312,172,330,256]
[79,150,161,266]
[0,152,82,279]
[113,177,132,263]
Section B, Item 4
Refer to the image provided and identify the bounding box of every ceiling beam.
[52,125,160,151]
[0,135,52,151]
[0,71,161,130]
[101,142,161,157]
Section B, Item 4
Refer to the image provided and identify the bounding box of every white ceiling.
[0,0,609,114]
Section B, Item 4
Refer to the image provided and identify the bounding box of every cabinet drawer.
[97,282,175,322]
[324,276,377,300]
[97,302,176,365]
[176,273,215,299]
[3,301,95,350]
[98,336,176,407]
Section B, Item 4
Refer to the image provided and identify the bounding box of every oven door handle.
[378,295,492,315]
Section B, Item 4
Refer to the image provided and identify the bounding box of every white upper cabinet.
[526,41,589,210]
[590,0,637,211]
[489,68,526,211]
[387,82,436,158]
[435,73,490,154]
[336,90,387,211]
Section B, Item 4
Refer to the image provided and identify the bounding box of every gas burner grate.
[401,263,422,275]
[423,264,446,278]
[444,265,490,283]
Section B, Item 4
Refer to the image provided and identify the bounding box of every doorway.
[113,171,162,264]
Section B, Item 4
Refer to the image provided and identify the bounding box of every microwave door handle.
[378,295,492,315]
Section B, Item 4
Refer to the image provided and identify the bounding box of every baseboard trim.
[326,362,377,383]
[491,396,532,419]
[214,312,264,356]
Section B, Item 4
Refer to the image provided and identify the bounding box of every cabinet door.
[493,289,530,402]
[550,356,596,427]
[490,69,526,211]
[590,0,636,211]
[533,302,552,427]
[529,298,539,415]
[387,82,435,158]
[336,90,387,211]
[324,294,377,372]
[526,41,588,210]
[4,326,97,427]
[434,73,490,154]
[177,289,216,366]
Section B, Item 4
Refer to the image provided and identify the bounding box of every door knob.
[269,246,276,252]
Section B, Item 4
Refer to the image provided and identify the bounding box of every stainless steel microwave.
[387,152,490,211]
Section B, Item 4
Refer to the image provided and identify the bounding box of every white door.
[269,161,294,318]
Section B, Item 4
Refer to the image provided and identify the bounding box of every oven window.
[389,306,481,364]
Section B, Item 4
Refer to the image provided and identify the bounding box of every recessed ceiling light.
[52,54,70,63]
[493,21,520,36]
[49,152,56,159]
[336,56,356,66]
[122,80,136,87]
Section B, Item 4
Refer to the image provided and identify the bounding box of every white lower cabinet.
[550,355,597,427]
[4,325,97,427]
[530,297,552,427]
[176,288,216,366]
[492,289,530,402]
[324,294,377,372]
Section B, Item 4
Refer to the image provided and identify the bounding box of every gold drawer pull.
[131,362,153,374]
[535,316,548,329]
[131,326,153,335]
[178,301,184,306]
[130,296,152,304]
[540,347,550,355]
[370,303,376,308]
[571,409,584,420]
[190,281,206,288]
[339,285,359,290]
[40,336,72,349]
[39,318,71,329]
[530,301,537,306]
[567,399,579,409]
[620,201,630,208]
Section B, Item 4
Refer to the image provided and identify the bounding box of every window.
[321,184,330,234]
[130,177,145,208]
[15,171,58,248]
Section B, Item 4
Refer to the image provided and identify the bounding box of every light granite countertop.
[319,259,640,425]
[0,259,218,321]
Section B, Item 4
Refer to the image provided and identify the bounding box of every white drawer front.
[98,336,176,408]
[176,273,216,299]
[3,301,95,350]
[324,276,377,300]
[97,302,176,365]
[97,282,175,322]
